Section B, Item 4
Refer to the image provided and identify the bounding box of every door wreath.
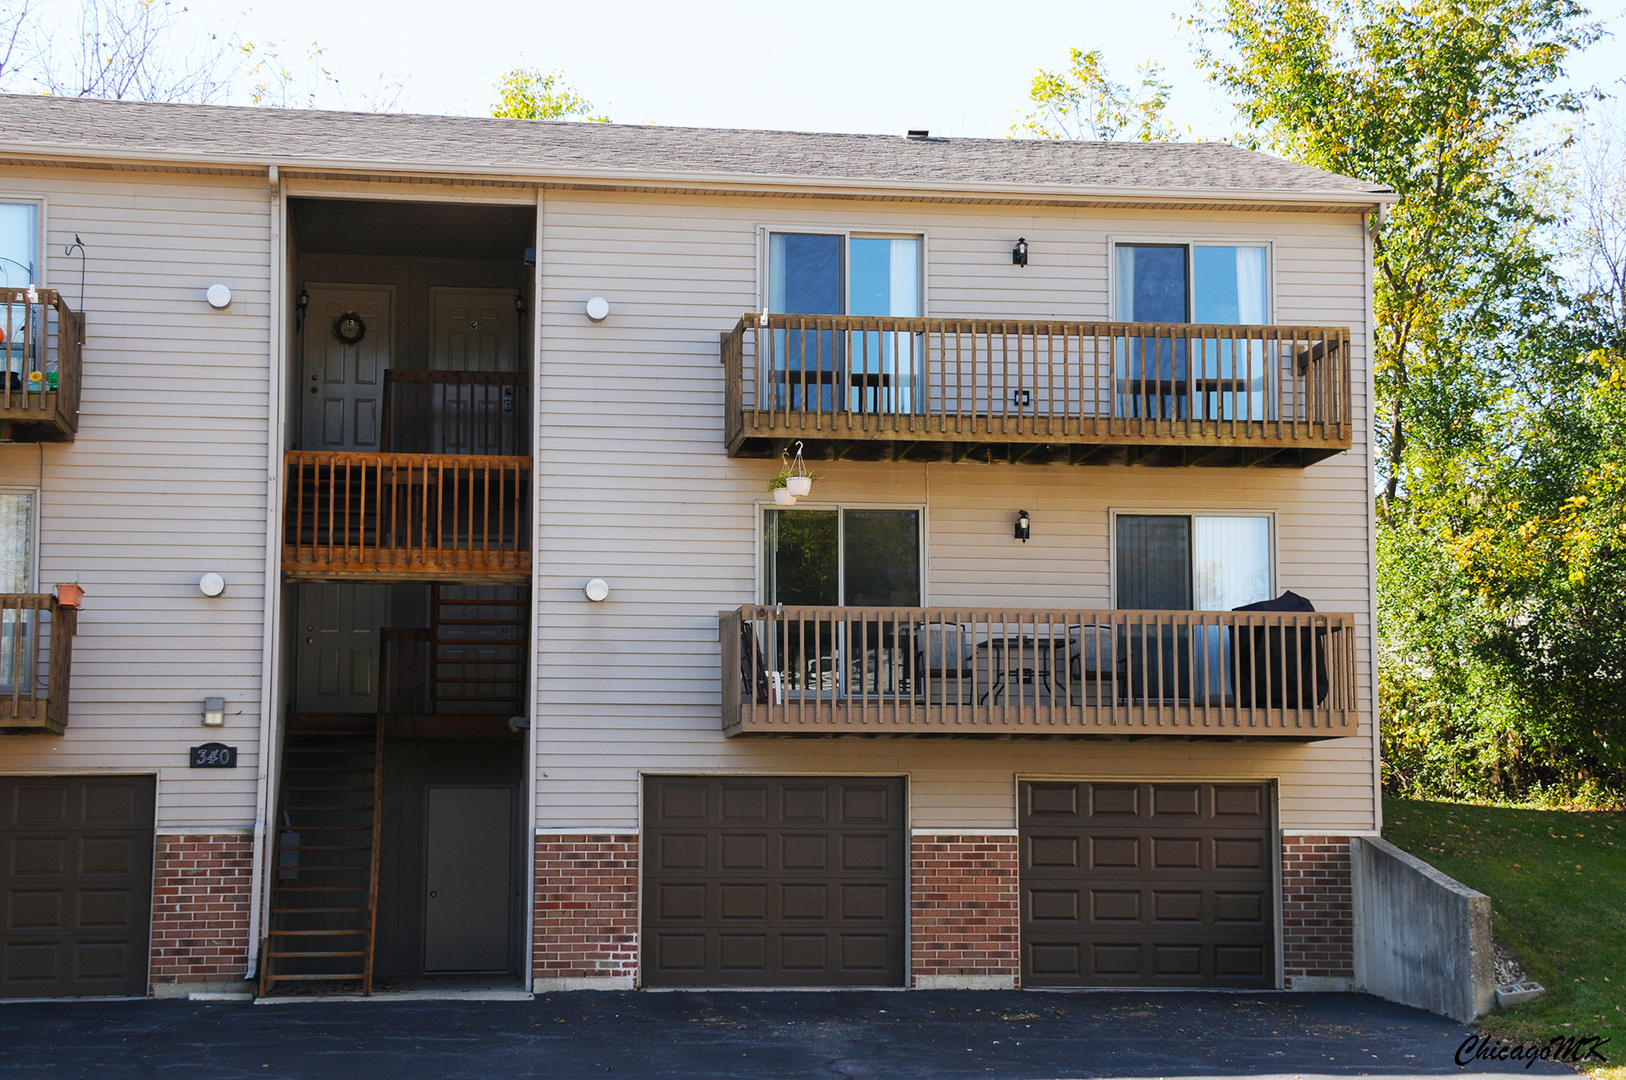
[331,310,367,346]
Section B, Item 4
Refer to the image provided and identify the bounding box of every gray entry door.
[301,285,393,451]
[423,786,513,972]
[293,584,389,715]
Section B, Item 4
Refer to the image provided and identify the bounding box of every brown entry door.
[642,775,905,988]
[1,775,156,998]
[1020,780,1274,988]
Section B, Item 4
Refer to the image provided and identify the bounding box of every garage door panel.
[781,786,829,822]
[9,837,65,876]
[644,776,904,987]
[1,776,154,998]
[1152,786,1200,817]
[656,833,707,872]
[1020,781,1274,989]
[720,785,767,821]
[1028,782,1081,817]
[11,785,69,827]
[840,785,891,824]
[720,834,767,871]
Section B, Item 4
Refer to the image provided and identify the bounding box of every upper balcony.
[0,593,78,735]
[282,369,532,584]
[723,605,1357,739]
[722,315,1351,467]
[1,288,83,442]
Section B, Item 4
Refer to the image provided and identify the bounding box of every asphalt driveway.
[0,990,1586,1080]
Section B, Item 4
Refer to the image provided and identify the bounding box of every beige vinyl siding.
[0,165,270,832]
[533,191,1376,835]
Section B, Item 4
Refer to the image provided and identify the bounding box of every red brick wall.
[911,834,1021,987]
[533,834,639,984]
[148,834,254,993]
[1281,835,1355,987]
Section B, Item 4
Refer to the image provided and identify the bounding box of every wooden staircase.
[429,585,527,715]
[260,718,382,995]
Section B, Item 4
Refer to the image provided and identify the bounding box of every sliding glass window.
[1114,241,1272,421]
[1115,512,1273,703]
[761,505,921,698]
[764,231,922,415]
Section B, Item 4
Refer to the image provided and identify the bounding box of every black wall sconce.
[1012,238,1029,267]
[514,292,527,316]
[1014,510,1031,542]
[295,288,309,328]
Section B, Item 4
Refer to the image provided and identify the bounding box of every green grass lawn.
[1383,798,1626,1077]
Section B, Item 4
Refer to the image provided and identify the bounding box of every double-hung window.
[1115,512,1273,702]
[1113,241,1272,421]
[763,231,923,415]
[0,488,38,693]
[760,505,921,697]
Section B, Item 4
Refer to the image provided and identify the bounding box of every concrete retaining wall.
[1352,837,1496,1022]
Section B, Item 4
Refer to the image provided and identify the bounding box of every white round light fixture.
[583,578,610,602]
[585,296,610,323]
[206,284,232,310]
[199,573,226,597]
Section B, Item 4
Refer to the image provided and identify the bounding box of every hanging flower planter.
[765,441,816,505]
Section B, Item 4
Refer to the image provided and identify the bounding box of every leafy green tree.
[492,67,608,122]
[1015,47,1177,141]
[1193,0,1598,509]
[1195,0,1625,803]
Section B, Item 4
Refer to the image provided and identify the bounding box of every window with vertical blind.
[1114,513,1272,610]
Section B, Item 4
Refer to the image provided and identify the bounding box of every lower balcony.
[0,594,77,735]
[282,451,531,583]
[722,605,1357,738]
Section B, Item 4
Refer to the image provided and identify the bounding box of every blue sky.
[174,0,1624,136]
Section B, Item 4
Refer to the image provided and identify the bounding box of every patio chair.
[913,621,976,704]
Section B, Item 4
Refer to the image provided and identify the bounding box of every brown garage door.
[1,775,156,998]
[642,775,905,987]
[1020,780,1273,988]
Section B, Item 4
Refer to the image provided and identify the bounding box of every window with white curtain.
[1114,512,1272,610]
[1115,511,1274,703]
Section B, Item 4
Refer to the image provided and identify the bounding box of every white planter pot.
[772,487,798,506]
[786,476,813,498]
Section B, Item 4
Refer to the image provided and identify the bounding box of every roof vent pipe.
[905,129,930,139]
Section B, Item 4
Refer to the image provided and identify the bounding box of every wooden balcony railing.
[722,605,1358,737]
[0,594,77,735]
[0,287,83,442]
[723,314,1351,466]
[379,370,528,456]
[282,451,531,582]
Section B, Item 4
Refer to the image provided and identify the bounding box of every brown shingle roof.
[0,93,1392,202]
